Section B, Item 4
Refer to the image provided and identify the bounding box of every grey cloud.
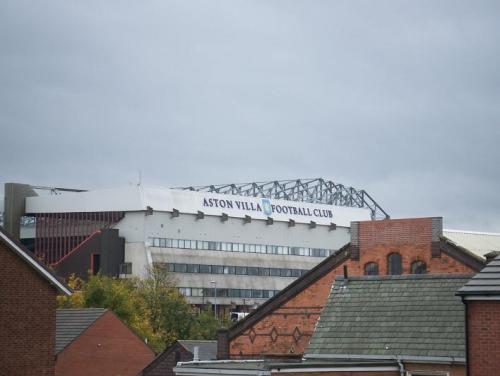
[1,0,499,230]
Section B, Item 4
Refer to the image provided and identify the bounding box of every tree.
[57,267,228,353]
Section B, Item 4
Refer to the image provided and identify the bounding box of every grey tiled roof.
[458,255,500,296]
[178,340,217,360]
[306,275,471,360]
[56,308,107,353]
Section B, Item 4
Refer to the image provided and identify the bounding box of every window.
[187,264,199,273]
[364,262,379,276]
[212,265,224,274]
[174,264,187,273]
[388,253,402,275]
[235,266,247,275]
[247,267,259,276]
[281,269,292,277]
[411,260,427,274]
[259,268,270,276]
[199,265,211,274]
[91,254,100,275]
[270,268,281,277]
[119,262,132,275]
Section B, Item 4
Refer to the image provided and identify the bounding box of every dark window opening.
[91,254,100,275]
[388,253,402,275]
[411,261,427,274]
[364,262,379,276]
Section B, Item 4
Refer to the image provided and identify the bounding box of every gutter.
[397,357,405,376]
[303,353,466,364]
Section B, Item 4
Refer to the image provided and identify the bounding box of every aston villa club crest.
[261,198,273,216]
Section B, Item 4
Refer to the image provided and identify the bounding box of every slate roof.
[457,254,500,296]
[56,308,107,353]
[306,275,471,361]
[178,340,217,360]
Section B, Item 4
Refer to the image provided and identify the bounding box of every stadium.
[3,178,497,316]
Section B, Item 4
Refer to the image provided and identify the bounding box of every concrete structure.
[0,226,70,376]
[5,180,379,314]
[55,308,155,376]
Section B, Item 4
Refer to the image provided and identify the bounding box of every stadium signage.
[202,197,334,219]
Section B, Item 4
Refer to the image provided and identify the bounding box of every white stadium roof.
[444,229,500,258]
[25,185,372,227]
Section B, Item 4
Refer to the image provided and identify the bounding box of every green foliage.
[57,267,227,353]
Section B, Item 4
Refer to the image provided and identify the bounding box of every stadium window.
[411,260,427,274]
[235,266,247,275]
[252,289,263,298]
[174,264,187,273]
[259,268,270,276]
[281,269,292,277]
[199,265,211,274]
[119,262,132,275]
[247,267,259,276]
[388,253,402,275]
[270,268,280,277]
[159,238,166,248]
[212,265,224,274]
[291,269,301,277]
[187,264,199,273]
[364,262,379,276]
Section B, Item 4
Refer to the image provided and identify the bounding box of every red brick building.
[0,226,71,376]
[457,252,500,376]
[55,308,155,376]
[218,217,484,360]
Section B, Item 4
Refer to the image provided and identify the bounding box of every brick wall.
[55,311,155,376]
[0,241,58,376]
[226,217,477,359]
[141,342,192,376]
[466,300,500,376]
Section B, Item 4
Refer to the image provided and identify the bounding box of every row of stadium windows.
[160,262,308,278]
[150,237,332,258]
[178,287,279,299]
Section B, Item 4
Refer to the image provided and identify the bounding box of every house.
[138,340,217,376]
[217,217,484,360]
[457,252,500,376]
[270,274,470,375]
[0,225,71,376]
[55,308,155,376]
[176,275,471,376]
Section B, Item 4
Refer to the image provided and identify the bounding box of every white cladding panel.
[26,185,371,226]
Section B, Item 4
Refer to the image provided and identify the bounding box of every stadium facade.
[4,179,388,313]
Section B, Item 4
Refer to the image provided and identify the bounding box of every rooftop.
[306,274,471,362]
[457,254,500,297]
[56,308,107,353]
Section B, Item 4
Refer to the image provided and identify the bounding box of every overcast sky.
[1,1,499,231]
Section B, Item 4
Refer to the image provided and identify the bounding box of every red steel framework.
[33,211,124,264]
